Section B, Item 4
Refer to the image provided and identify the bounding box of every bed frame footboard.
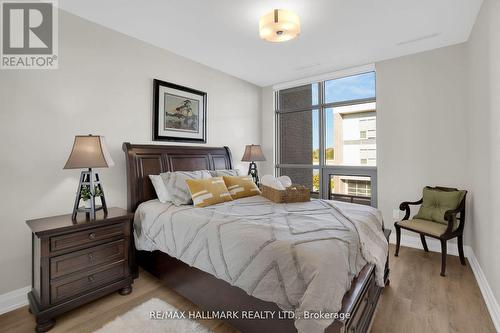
[137,249,384,333]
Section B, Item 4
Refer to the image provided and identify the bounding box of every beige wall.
[466,0,500,304]
[0,10,262,294]
[376,44,469,241]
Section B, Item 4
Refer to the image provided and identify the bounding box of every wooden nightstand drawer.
[50,223,124,252]
[50,260,127,304]
[50,240,125,279]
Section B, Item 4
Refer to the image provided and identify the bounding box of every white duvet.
[134,196,388,333]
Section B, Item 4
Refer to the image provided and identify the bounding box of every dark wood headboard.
[122,143,233,212]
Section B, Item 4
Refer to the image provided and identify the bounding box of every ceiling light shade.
[259,9,300,42]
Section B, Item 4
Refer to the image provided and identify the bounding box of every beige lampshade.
[259,9,300,42]
[63,135,115,169]
[242,144,266,162]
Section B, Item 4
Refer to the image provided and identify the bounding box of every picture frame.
[153,79,207,143]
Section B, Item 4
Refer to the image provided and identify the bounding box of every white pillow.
[209,169,240,177]
[277,175,292,188]
[160,170,212,206]
[261,175,286,190]
[149,175,172,203]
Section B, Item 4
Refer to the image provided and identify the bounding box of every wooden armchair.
[394,186,467,276]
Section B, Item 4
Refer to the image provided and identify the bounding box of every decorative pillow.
[149,175,171,203]
[209,169,240,177]
[414,187,465,224]
[185,177,233,207]
[160,170,212,206]
[223,176,261,199]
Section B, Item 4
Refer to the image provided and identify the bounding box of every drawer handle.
[88,253,94,262]
[88,233,96,240]
[88,275,95,282]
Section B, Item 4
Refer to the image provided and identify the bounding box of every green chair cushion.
[413,187,464,225]
[396,219,448,237]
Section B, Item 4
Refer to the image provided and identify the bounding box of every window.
[325,105,376,167]
[278,109,319,164]
[324,72,376,103]
[275,71,377,206]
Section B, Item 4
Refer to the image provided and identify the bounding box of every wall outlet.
[392,209,401,220]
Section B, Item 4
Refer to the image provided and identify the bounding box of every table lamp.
[64,135,114,220]
[241,144,266,184]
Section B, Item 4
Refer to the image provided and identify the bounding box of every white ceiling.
[59,0,483,87]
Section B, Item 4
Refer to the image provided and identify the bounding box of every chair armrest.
[444,207,461,222]
[399,198,423,220]
[444,199,466,234]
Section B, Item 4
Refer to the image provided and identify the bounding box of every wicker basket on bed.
[260,184,311,203]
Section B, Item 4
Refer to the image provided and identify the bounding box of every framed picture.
[153,79,207,143]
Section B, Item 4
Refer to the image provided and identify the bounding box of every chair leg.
[420,234,429,252]
[395,225,401,257]
[440,239,447,277]
[458,235,466,266]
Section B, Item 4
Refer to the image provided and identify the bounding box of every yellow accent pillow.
[223,176,261,199]
[185,177,233,207]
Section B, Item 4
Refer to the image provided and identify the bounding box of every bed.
[123,143,389,333]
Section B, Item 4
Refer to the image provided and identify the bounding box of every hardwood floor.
[0,245,495,333]
[371,245,496,333]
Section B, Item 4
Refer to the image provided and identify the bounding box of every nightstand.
[26,208,136,332]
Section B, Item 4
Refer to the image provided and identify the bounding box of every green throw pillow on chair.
[414,187,464,224]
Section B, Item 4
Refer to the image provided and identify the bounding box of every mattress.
[133,195,388,333]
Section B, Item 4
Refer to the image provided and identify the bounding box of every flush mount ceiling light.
[259,9,300,42]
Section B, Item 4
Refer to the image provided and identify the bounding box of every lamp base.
[72,169,108,221]
[247,161,259,185]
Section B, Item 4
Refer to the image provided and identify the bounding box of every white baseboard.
[389,234,500,331]
[467,249,500,331]
[0,286,30,315]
